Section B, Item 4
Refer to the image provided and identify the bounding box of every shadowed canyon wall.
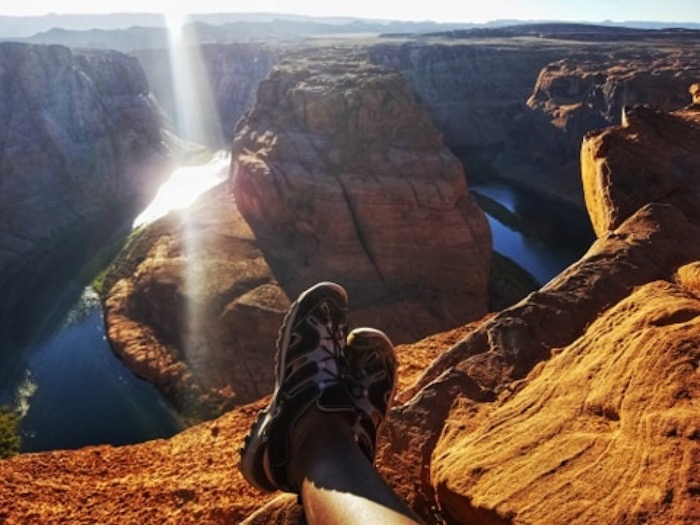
[368,32,699,205]
[133,43,278,146]
[0,42,170,341]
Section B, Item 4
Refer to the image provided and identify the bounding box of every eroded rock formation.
[102,188,289,418]
[135,28,698,208]
[101,52,491,417]
[400,104,700,524]
[582,105,700,236]
[232,51,491,338]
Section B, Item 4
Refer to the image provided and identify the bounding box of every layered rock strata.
[0,42,169,294]
[582,105,700,236]
[232,52,492,335]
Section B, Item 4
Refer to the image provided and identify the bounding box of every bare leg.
[289,408,424,525]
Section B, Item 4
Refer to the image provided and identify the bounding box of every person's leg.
[239,282,423,524]
[289,408,424,525]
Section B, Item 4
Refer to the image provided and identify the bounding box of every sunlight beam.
[163,8,229,419]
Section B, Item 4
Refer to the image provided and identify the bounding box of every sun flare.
[133,152,230,227]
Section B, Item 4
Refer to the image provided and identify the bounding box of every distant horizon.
[0,0,697,24]
[1,12,698,26]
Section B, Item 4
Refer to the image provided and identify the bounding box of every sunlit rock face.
[102,187,288,418]
[390,105,700,525]
[0,42,169,292]
[582,105,700,236]
[232,52,492,341]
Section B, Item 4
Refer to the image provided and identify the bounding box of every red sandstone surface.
[0,326,469,524]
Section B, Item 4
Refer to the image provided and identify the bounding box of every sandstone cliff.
[230,105,700,524]
[100,52,491,417]
[369,31,699,205]
[0,42,169,296]
[102,187,289,418]
[524,50,697,192]
[133,28,698,209]
[399,104,700,524]
[232,51,491,331]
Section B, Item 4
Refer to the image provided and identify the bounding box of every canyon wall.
[0,42,169,298]
[368,32,699,205]
[241,104,700,524]
[131,29,698,209]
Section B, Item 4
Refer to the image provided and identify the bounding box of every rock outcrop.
[582,105,700,236]
[232,51,491,337]
[402,104,700,524]
[0,42,169,295]
[101,51,491,417]
[691,83,700,105]
[522,54,697,199]
[102,187,289,418]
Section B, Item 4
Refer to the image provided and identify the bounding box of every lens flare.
[165,9,223,145]
[162,10,229,418]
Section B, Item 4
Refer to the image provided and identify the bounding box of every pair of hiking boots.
[239,282,397,494]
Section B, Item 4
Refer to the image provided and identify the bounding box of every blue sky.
[1,0,698,23]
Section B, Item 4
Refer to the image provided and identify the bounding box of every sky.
[1,0,698,23]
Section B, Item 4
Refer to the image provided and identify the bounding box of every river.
[1,287,184,452]
[0,152,230,452]
[0,155,591,452]
[471,180,595,285]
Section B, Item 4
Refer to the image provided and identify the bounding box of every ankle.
[288,406,357,490]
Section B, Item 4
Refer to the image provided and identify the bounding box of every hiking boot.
[239,281,356,493]
[345,327,398,463]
